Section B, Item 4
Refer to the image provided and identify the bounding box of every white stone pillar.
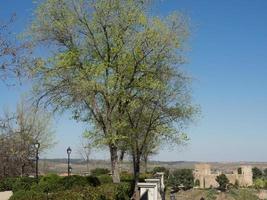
[138,182,158,200]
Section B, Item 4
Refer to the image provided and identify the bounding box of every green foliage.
[97,175,113,184]
[168,169,194,190]
[50,183,131,200]
[120,172,133,182]
[216,174,229,191]
[253,178,265,189]
[205,189,217,200]
[86,176,101,187]
[30,0,196,184]
[0,178,17,191]
[59,175,88,190]
[9,190,47,200]
[90,168,110,176]
[152,166,170,178]
[37,173,62,193]
[139,173,153,182]
[12,177,36,192]
[252,167,263,180]
[50,189,85,200]
[263,168,267,178]
[115,182,132,200]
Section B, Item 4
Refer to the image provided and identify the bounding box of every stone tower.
[238,166,253,186]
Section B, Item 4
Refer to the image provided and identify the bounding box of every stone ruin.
[137,172,165,200]
[194,164,253,189]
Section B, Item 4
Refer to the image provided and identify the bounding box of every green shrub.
[50,190,84,200]
[86,176,101,187]
[120,172,133,182]
[97,174,113,184]
[12,177,36,192]
[254,178,265,189]
[0,178,17,191]
[49,183,131,200]
[91,168,110,176]
[9,190,47,200]
[38,174,62,193]
[252,167,263,180]
[139,173,153,182]
[168,169,194,190]
[59,175,87,190]
[115,182,132,200]
[152,166,169,178]
[216,174,229,191]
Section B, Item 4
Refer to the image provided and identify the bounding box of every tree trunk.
[132,152,141,200]
[86,157,89,174]
[109,144,120,183]
[119,150,125,162]
[144,156,148,173]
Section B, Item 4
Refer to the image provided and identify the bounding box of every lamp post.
[67,147,72,176]
[34,141,40,181]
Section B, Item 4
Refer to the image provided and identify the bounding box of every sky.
[0,0,267,162]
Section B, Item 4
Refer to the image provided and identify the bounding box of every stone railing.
[137,172,165,200]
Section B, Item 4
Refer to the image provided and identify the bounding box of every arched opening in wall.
[195,179,200,187]
[238,167,242,175]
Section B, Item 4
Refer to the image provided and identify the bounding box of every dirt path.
[0,191,13,200]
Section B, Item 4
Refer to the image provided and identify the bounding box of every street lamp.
[34,141,40,181]
[67,147,72,176]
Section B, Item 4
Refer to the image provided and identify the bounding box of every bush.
[86,176,101,187]
[37,174,62,193]
[50,189,85,200]
[115,182,132,200]
[168,169,194,190]
[90,168,110,176]
[57,183,131,200]
[12,177,36,192]
[120,172,133,182]
[254,178,265,189]
[139,173,153,182]
[9,190,47,200]
[59,175,88,190]
[0,178,17,191]
[252,167,263,180]
[216,174,229,191]
[97,174,113,184]
[152,166,169,178]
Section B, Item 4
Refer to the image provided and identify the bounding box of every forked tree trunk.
[109,144,120,183]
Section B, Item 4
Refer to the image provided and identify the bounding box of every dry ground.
[169,189,264,200]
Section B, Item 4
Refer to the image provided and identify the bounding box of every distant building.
[193,164,253,188]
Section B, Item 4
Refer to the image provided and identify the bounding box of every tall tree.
[0,15,31,84]
[0,100,55,177]
[77,136,92,173]
[29,0,193,183]
[123,73,194,190]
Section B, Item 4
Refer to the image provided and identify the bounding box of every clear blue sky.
[0,0,267,162]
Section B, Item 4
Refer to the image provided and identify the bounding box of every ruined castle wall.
[194,164,253,189]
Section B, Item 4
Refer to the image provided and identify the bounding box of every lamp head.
[67,147,72,154]
[34,141,40,149]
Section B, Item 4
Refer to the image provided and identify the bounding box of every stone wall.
[194,164,253,189]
